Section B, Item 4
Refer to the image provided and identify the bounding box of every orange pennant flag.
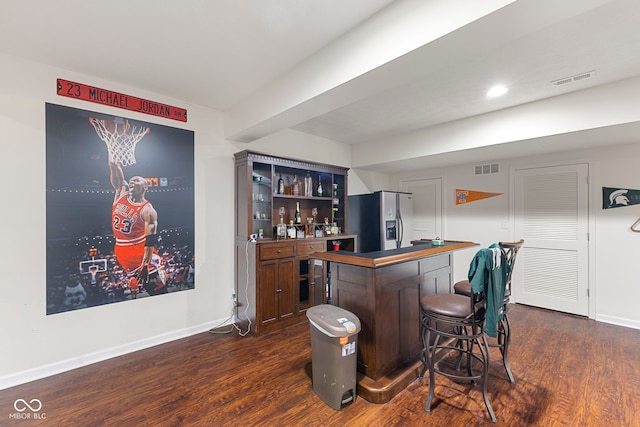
[456,189,503,205]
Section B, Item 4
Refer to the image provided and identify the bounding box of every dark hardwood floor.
[2,304,639,426]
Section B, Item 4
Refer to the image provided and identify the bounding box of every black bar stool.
[453,239,524,383]
[420,244,516,423]
[420,287,495,423]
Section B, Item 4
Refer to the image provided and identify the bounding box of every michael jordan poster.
[46,103,195,315]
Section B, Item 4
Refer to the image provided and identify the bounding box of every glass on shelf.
[254,210,269,221]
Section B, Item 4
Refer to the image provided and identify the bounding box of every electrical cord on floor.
[209,239,253,336]
[207,315,236,334]
[231,239,253,336]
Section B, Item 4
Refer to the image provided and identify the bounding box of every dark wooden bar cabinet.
[311,240,478,403]
[234,150,356,336]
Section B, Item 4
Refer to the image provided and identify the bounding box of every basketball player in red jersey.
[110,160,167,295]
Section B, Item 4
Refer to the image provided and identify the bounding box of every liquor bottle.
[317,175,323,197]
[287,220,296,239]
[295,201,302,224]
[276,217,287,240]
[284,176,291,195]
[306,217,313,237]
[292,175,300,195]
[304,172,313,197]
[277,173,284,195]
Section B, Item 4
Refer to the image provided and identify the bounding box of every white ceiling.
[2,0,640,172]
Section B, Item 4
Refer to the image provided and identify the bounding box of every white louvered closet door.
[513,164,589,316]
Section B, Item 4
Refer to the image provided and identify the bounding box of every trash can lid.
[306,304,361,337]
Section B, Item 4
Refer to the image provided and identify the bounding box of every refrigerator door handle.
[396,192,403,248]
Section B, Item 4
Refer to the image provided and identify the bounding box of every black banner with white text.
[602,187,640,209]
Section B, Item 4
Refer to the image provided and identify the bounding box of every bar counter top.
[311,239,477,268]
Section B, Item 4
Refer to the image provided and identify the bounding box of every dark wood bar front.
[311,240,477,404]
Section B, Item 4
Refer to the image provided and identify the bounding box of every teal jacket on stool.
[468,243,511,337]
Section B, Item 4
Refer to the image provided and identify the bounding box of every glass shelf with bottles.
[252,165,273,238]
[331,174,345,225]
[273,168,333,200]
[252,167,272,202]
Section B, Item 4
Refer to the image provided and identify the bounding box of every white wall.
[0,53,347,389]
[0,52,227,388]
[393,141,640,329]
[348,168,394,195]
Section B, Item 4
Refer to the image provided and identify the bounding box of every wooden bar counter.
[311,240,477,404]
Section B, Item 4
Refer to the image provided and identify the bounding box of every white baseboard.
[0,317,235,391]
[595,314,640,330]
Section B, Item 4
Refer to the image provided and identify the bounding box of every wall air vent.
[474,163,500,176]
[551,70,596,86]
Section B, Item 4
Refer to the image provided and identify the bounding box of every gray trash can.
[306,304,361,410]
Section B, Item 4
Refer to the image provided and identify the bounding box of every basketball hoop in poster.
[79,259,107,285]
[89,117,150,166]
[456,189,503,205]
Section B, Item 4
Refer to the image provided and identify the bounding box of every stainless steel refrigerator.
[347,191,413,253]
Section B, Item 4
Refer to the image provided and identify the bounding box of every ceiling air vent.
[551,70,596,86]
[474,163,500,176]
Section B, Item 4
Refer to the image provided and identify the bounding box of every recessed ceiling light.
[487,85,508,97]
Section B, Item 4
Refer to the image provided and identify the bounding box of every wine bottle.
[295,201,302,224]
[317,175,323,197]
[277,173,284,195]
